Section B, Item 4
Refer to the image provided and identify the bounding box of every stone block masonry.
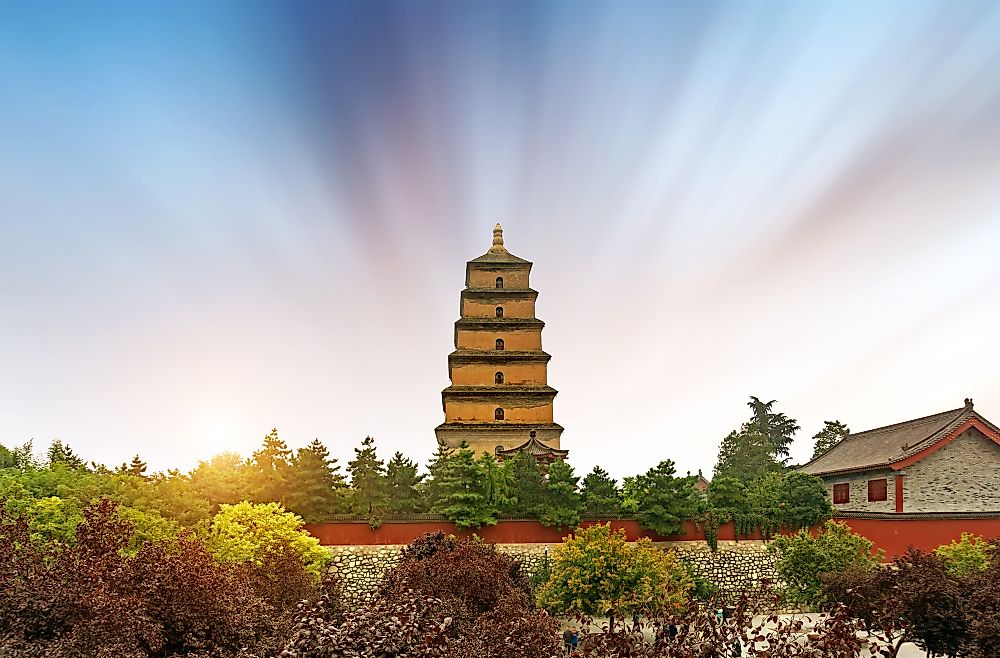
[326,540,778,607]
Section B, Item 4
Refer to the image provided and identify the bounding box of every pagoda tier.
[435,224,565,458]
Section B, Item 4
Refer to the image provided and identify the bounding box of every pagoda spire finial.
[489,222,508,253]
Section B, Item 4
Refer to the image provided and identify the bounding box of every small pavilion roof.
[496,431,568,461]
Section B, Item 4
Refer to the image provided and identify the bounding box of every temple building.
[434,224,566,460]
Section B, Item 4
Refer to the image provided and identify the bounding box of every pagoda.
[434,224,566,459]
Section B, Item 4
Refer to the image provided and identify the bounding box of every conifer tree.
[247,428,293,506]
[385,451,423,514]
[421,442,454,510]
[580,466,621,517]
[347,436,387,517]
[634,460,700,536]
[538,460,583,528]
[430,443,495,530]
[811,420,850,460]
[286,438,348,522]
[127,454,148,478]
[46,439,86,470]
[503,451,547,518]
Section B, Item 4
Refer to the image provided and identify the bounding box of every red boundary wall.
[303,518,756,546]
[305,515,1000,561]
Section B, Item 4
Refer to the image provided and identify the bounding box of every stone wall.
[326,540,778,607]
[903,427,1000,512]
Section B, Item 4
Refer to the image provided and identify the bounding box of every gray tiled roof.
[799,400,996,476]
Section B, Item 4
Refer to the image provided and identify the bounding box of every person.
[569,628,579,654]
[667,623,678,641]
[632,612,641,632]
[562,628,573,655]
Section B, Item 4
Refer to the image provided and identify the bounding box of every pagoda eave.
[448,349,551,364]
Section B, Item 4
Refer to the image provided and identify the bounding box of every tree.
[46,439,86,470]
[580,466,621,517]
[620,475,641,514]
[536,523,692,620]
[770,520,883,607]
[634,460,700,536]
[430,444,495,530]
[286,439,347,522]
[247,428,293,506]
[475,452,513,512]
[0,444,14,470]
[746,396,800,461]
[203,501,330,579]
[811,420,850,460]
[538,460,582,528]
[421,442,454,511]
[347,436,387,517]
[502,451,546,518]
[779,471,833,529]
[713,429,785,483]
[126,454,147,478]
[385,451,423,514]
[189,451,249,511]
[706,475,749,514]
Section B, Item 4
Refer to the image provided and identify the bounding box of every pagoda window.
[496,306,504,318]
[495,408,504,421]
[496,277,503,289]
[495,371,504,384]
[495,338,504,350]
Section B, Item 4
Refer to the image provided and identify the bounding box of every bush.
[935,532,994,577]
[0,498,317,657]
[203,501,330,579]
[536,523,692,620]
[770,519,883,608]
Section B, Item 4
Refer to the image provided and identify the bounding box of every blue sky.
[2,1,1000,479]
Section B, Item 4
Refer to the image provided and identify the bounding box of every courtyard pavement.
[558,615,927,657]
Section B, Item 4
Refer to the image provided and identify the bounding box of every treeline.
[0,395,836,542]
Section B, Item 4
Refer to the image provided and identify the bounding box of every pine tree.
[286,438,348,522]
[347,436,387,517]
[127,454,148,478]
[47,439,86,470]
[746,396,800,461]
[247,428,294,506]
[430,443,495,530]
[580,466,621,517]
[811,420,850,460]
[421,442,454,510]
[539,460,583,528]
[503,451,547,518]
[713,429,785,484]
[385,451,423,514]
[635,460,700,536]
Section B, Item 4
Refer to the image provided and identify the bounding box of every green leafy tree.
[770,520,883,607]
[503,451,546,518]
[935,532,994,577]
[713,429,785,483]
[204,501,330,579]
[247,429,293,506]
[634,460,700,536]
[747,471,785,537]
[811,420,850,460]
[347,436,387,517]
[706,475,749,514]
[430,444,495,530]
[538,460,583,528]
[189,452,249,511]
[476,452,513,511]
[580,466,621,517]
[10,440,39,470]
[780,471,833,529]
[286,439,347,522]
[536,523,692,621]
[0,444,15,469]
[620,475,641,514]
[746,396,800,461]
[46,439,86,470]
[384,451,423,514]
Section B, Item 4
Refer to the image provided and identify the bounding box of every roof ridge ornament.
[964,397,974,410]
[488,222,508,254]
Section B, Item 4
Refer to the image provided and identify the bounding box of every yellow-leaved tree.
[203,501,330,579]
[536,522,692,622]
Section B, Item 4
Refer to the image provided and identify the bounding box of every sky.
[2,0,1000,481]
